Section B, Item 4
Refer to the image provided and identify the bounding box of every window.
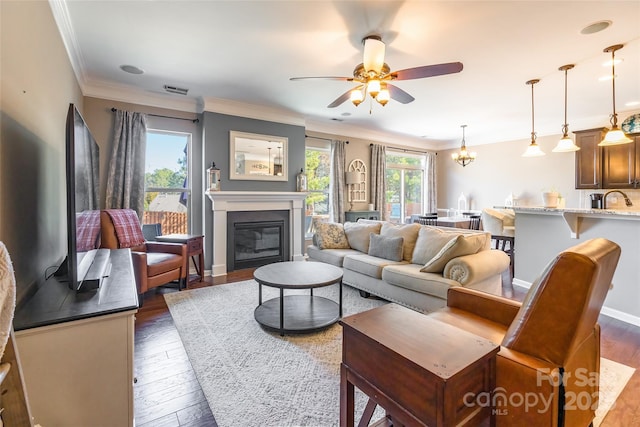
[305,145,331,236]
[385,151,426,224]
[144,130,191,235]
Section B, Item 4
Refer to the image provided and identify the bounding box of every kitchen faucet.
[603,190,633,209]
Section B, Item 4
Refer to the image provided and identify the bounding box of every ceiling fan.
[290,35,463,108]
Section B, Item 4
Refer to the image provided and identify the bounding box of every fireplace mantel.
[206,191,307,276]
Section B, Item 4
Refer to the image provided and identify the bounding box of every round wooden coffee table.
[253,261,343,336]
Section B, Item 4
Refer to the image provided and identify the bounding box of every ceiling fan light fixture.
[350,88,364,106]
[599,44,632,146]
[376,84,390,106]
[367,79,381,98]
[363,36,385,74]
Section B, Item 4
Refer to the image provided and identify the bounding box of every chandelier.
[451,125,477,167]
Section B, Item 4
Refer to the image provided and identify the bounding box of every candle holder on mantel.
[206,162,221,192]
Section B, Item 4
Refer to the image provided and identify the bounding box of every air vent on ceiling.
[163,85,189,95]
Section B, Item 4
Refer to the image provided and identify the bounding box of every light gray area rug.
[165,280,634,427]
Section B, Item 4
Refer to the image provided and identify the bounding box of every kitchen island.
[512,206,640,326]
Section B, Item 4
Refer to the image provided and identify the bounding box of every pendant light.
[451,125,477,167]
[522,79,545,157]
[599,44,632,146]
[553,64,580,152]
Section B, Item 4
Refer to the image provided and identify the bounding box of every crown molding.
[49,0,89,88]
[202,97,306,127]
[83,79,202,113]
[304,118,434,149]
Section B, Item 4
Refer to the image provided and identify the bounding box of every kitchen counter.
[511,207,640,325]
[512,206,640,238]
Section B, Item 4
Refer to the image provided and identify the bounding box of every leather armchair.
[100,210,187,302]
[428,238,620,426]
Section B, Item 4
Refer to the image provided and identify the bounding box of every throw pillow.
[368,233,404,262]
[314,222,350,249]
[412,226,460,265]
[344,221,382,253]
[380,222,421,262]
[420,233,487,273]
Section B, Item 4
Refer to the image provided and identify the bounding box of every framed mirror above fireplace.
[230,131,288,181]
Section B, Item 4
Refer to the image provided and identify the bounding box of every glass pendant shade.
[367,79,381,98]
[600,126,633,146]
[599,44,632,146]
[523,141,546,157]
[553,134,580,152]
[376,84,390,106]
[363,36,385,73]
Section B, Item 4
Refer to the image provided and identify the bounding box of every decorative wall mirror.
[229,131,288,181]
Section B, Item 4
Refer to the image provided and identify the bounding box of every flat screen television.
[55,103,108,290]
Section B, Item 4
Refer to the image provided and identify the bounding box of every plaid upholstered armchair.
[100,209,187,304]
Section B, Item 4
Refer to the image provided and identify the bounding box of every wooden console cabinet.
[340,304,499,427]
[13,249,138,427]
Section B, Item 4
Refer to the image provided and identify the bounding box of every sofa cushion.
[382,263,460,299]
[314,222,350,249]
[343,254,407,280]
[368,233,404,262]
[306,245,361,267]
[380,222,421,262]
[344,221,382,253]
[421,233,487,273]
[412,226,460,265]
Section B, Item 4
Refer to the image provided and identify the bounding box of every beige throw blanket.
[0,242,16,359]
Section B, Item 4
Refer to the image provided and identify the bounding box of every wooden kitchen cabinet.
[602,134,640,189]
[574,128,605,189]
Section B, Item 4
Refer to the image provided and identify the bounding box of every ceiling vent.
[163,85,189,95]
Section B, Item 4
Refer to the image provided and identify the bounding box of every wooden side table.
[155,234,204,286]
[340,304,499,427]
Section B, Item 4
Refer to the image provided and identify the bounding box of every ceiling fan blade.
[290,76,352,81]
[327,85,363,108]
[390,62,463,80]
[387,83,415,104]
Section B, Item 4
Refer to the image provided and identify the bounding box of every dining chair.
[414,213,438,226]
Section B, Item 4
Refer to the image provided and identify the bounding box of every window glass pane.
[305,147,330,235]
[385,151,426,224]
[144,130,191,234]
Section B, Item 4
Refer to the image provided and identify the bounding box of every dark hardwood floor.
[134,270,640,426]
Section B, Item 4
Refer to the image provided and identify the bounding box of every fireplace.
[206,191,307,276]
[227,210,289,271]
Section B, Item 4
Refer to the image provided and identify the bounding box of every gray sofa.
[307,220,510,313]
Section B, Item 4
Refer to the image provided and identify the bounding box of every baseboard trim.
[511,278,640,327]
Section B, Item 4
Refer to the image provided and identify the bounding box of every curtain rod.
[305,135,349,144]
[369,143,435,155]
[111,107,199,123]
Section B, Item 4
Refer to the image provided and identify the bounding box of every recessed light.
[120,64,144,75]
[602,59,623,67]
[580,20,612,35]
[341,112,351,117]
[598,75,615,82]
[330,118,344,122]
[626,101,640,107]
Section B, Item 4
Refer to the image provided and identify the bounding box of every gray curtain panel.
[329,140,346,223]
[425,152,437,214]
[370,144,386,220]
[105,109,148,217]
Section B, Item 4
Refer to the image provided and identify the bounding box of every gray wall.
[0,1,84,304]
[202,112,306,267]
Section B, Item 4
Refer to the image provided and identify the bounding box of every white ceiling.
[53,1,640,150]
